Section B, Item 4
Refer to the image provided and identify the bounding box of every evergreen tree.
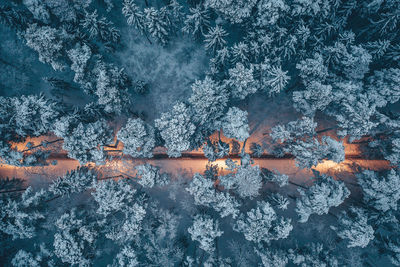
[91,179,135,217]
[144,7,169,45]
[357,169,400,212]
[204,25,228,53]
[221,107,250,142]
[188,214,223,253]
[234,201,292,243]
[226,63,257,99]
[331,207,374,248]
[155,102,196,157]
[24,24,71,71]
[61,119,113,165]
[182,5,210,39]
[134,163,169,188]
[117,118,155,158]
[0,187,47,240]
[49,167,96,197]
[296,174,350,223]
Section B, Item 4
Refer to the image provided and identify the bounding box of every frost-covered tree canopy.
[49,167,96,196]
[61,119,113,165]
[0,187,46,240]
[188,214,223,253]
[235,201,292,243]
[117,118,155,158]
[155,102,196,157]
[296,174,350,223]
[221,107,249,142]
[358,169,400,212]
[331,207,374,248]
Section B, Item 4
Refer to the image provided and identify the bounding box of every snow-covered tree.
[357,169,400,212]
[93,61,130,114]
[91,179,135,216]
[49,167,96,196]
[111,245,139,267]
[182,5,210,38]
[226,63,257,99]
[366,68,400,107]
[105,203,146,243]
[155,102,196,157]
[255,0,289,26]
[234,201,292,243]
[231,42,250,64]
[290,136,345,169]
[53,209,96,266]
[67,43,92,85]
[220,163,262,199]
[23,0,50,23]
[296,174,350,223]
[117,118,155,158]
[188,214,223,253]
[204,25,228,53]
[296,53,328,85]
[328,92,378,142]
[262,169,289,187]
[188,76,228,134]
[292,81,333,116]
[122,0,145,33]
[269,193,290,210]
[0,187,46,239]
[135,163,169,188]
[221,107,249,142]
[80,10,120,43]
[12,94,59,137]
[186,173,240,218]
[270,116,317,143]
[11,249,40,267]
[144,7,169,45]
[331,207,374,248]
[260,64,290,95]
[250,142,264,157]
[61,119,113,165]
[24,24,71,71]
[205,0,257,24]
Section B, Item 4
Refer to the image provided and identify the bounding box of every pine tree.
[0,187,47,239]
[221,107,250,142]
[331,207,374,248]
[91,179,136,217]
[24,24,71,71]
[135,163,169,188]
[226,63,257,99]
[188,214,223,253]
[112,245,139,267]
[122,0,145,32]
[117,118,155,158]
[67,43,92,85]
[234,201,292,243]
[61,119,113,165]
[155,102,196,157]
[204,25,228,53]
[49,167,96,197]
[296,174,350,223]
[357,169,400,212]
[220,162,262,199]
[182,5,210,39]
[144,7,169,45]
[53,209,96,266]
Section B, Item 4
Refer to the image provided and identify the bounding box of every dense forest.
[0,0,400,266]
